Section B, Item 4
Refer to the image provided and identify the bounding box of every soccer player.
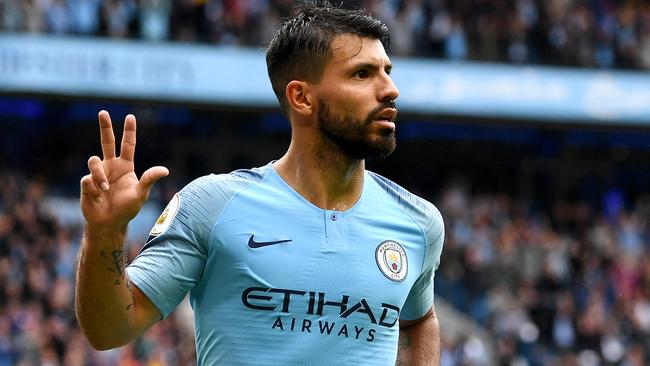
[76,3,444,365]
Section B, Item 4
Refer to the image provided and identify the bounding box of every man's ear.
[285,80,314,116]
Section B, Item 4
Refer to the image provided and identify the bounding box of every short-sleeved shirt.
[127,162,444,365]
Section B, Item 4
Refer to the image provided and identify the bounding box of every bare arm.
[396,305,440,366]
[75,111,168,350]
[75,227,161,350]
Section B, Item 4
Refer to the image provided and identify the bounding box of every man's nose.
[379,74,399,102]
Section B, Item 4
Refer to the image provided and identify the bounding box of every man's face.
[313,35,400,160]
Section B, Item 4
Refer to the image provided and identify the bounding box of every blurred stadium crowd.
[436,185,650,365]
[1,0,650,69]
[0,172,196,366]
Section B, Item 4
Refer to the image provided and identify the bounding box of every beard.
[317,99,397,160]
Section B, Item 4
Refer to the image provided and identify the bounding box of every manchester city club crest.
[375,240,408,282]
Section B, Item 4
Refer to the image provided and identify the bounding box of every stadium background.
[1,0,650,365]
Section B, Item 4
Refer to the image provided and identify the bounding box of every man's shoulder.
[366,170,443,237]
[366,171,436,212]
[171,164,272,221]
[182,164,270,197]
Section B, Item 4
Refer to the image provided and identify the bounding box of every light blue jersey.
[127,162,444,365]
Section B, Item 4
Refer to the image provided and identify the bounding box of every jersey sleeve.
[126,175,227,318]
[400,203,444,320]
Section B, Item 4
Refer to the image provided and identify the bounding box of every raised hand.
[80,110,169,231]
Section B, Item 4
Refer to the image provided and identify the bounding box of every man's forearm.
[396,312,440,365]
[75,227,152,350]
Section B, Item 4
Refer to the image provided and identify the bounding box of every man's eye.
[354,69,369,78]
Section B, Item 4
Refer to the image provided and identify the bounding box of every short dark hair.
[265,1,390,116]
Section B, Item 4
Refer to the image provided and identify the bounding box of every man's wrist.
[84,224,128,246]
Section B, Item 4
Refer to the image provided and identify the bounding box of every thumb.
[138,166,169,196]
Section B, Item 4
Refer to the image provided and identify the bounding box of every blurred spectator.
[0,0,21,32]
[102,0,136,38]
[378,0,427,57]
[45,0,73,34]
[69,0,103,35]
[139,0,171,41]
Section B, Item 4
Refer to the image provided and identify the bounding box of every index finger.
[98,110,116,160]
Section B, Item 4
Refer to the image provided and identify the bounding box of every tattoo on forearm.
[125,279,134,310]
[396,334,411,366]
[101,250,125,283]
[100,250,134,310]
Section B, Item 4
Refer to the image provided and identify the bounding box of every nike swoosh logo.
[248,235,292,249]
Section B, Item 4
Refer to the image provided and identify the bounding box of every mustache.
[367,100,398,123]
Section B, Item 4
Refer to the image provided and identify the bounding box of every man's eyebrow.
[350,62,393,72]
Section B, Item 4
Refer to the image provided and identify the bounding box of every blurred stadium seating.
[1,1,650,366]
[1,0,649,69]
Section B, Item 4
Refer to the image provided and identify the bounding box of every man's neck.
[273,140,365,211]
